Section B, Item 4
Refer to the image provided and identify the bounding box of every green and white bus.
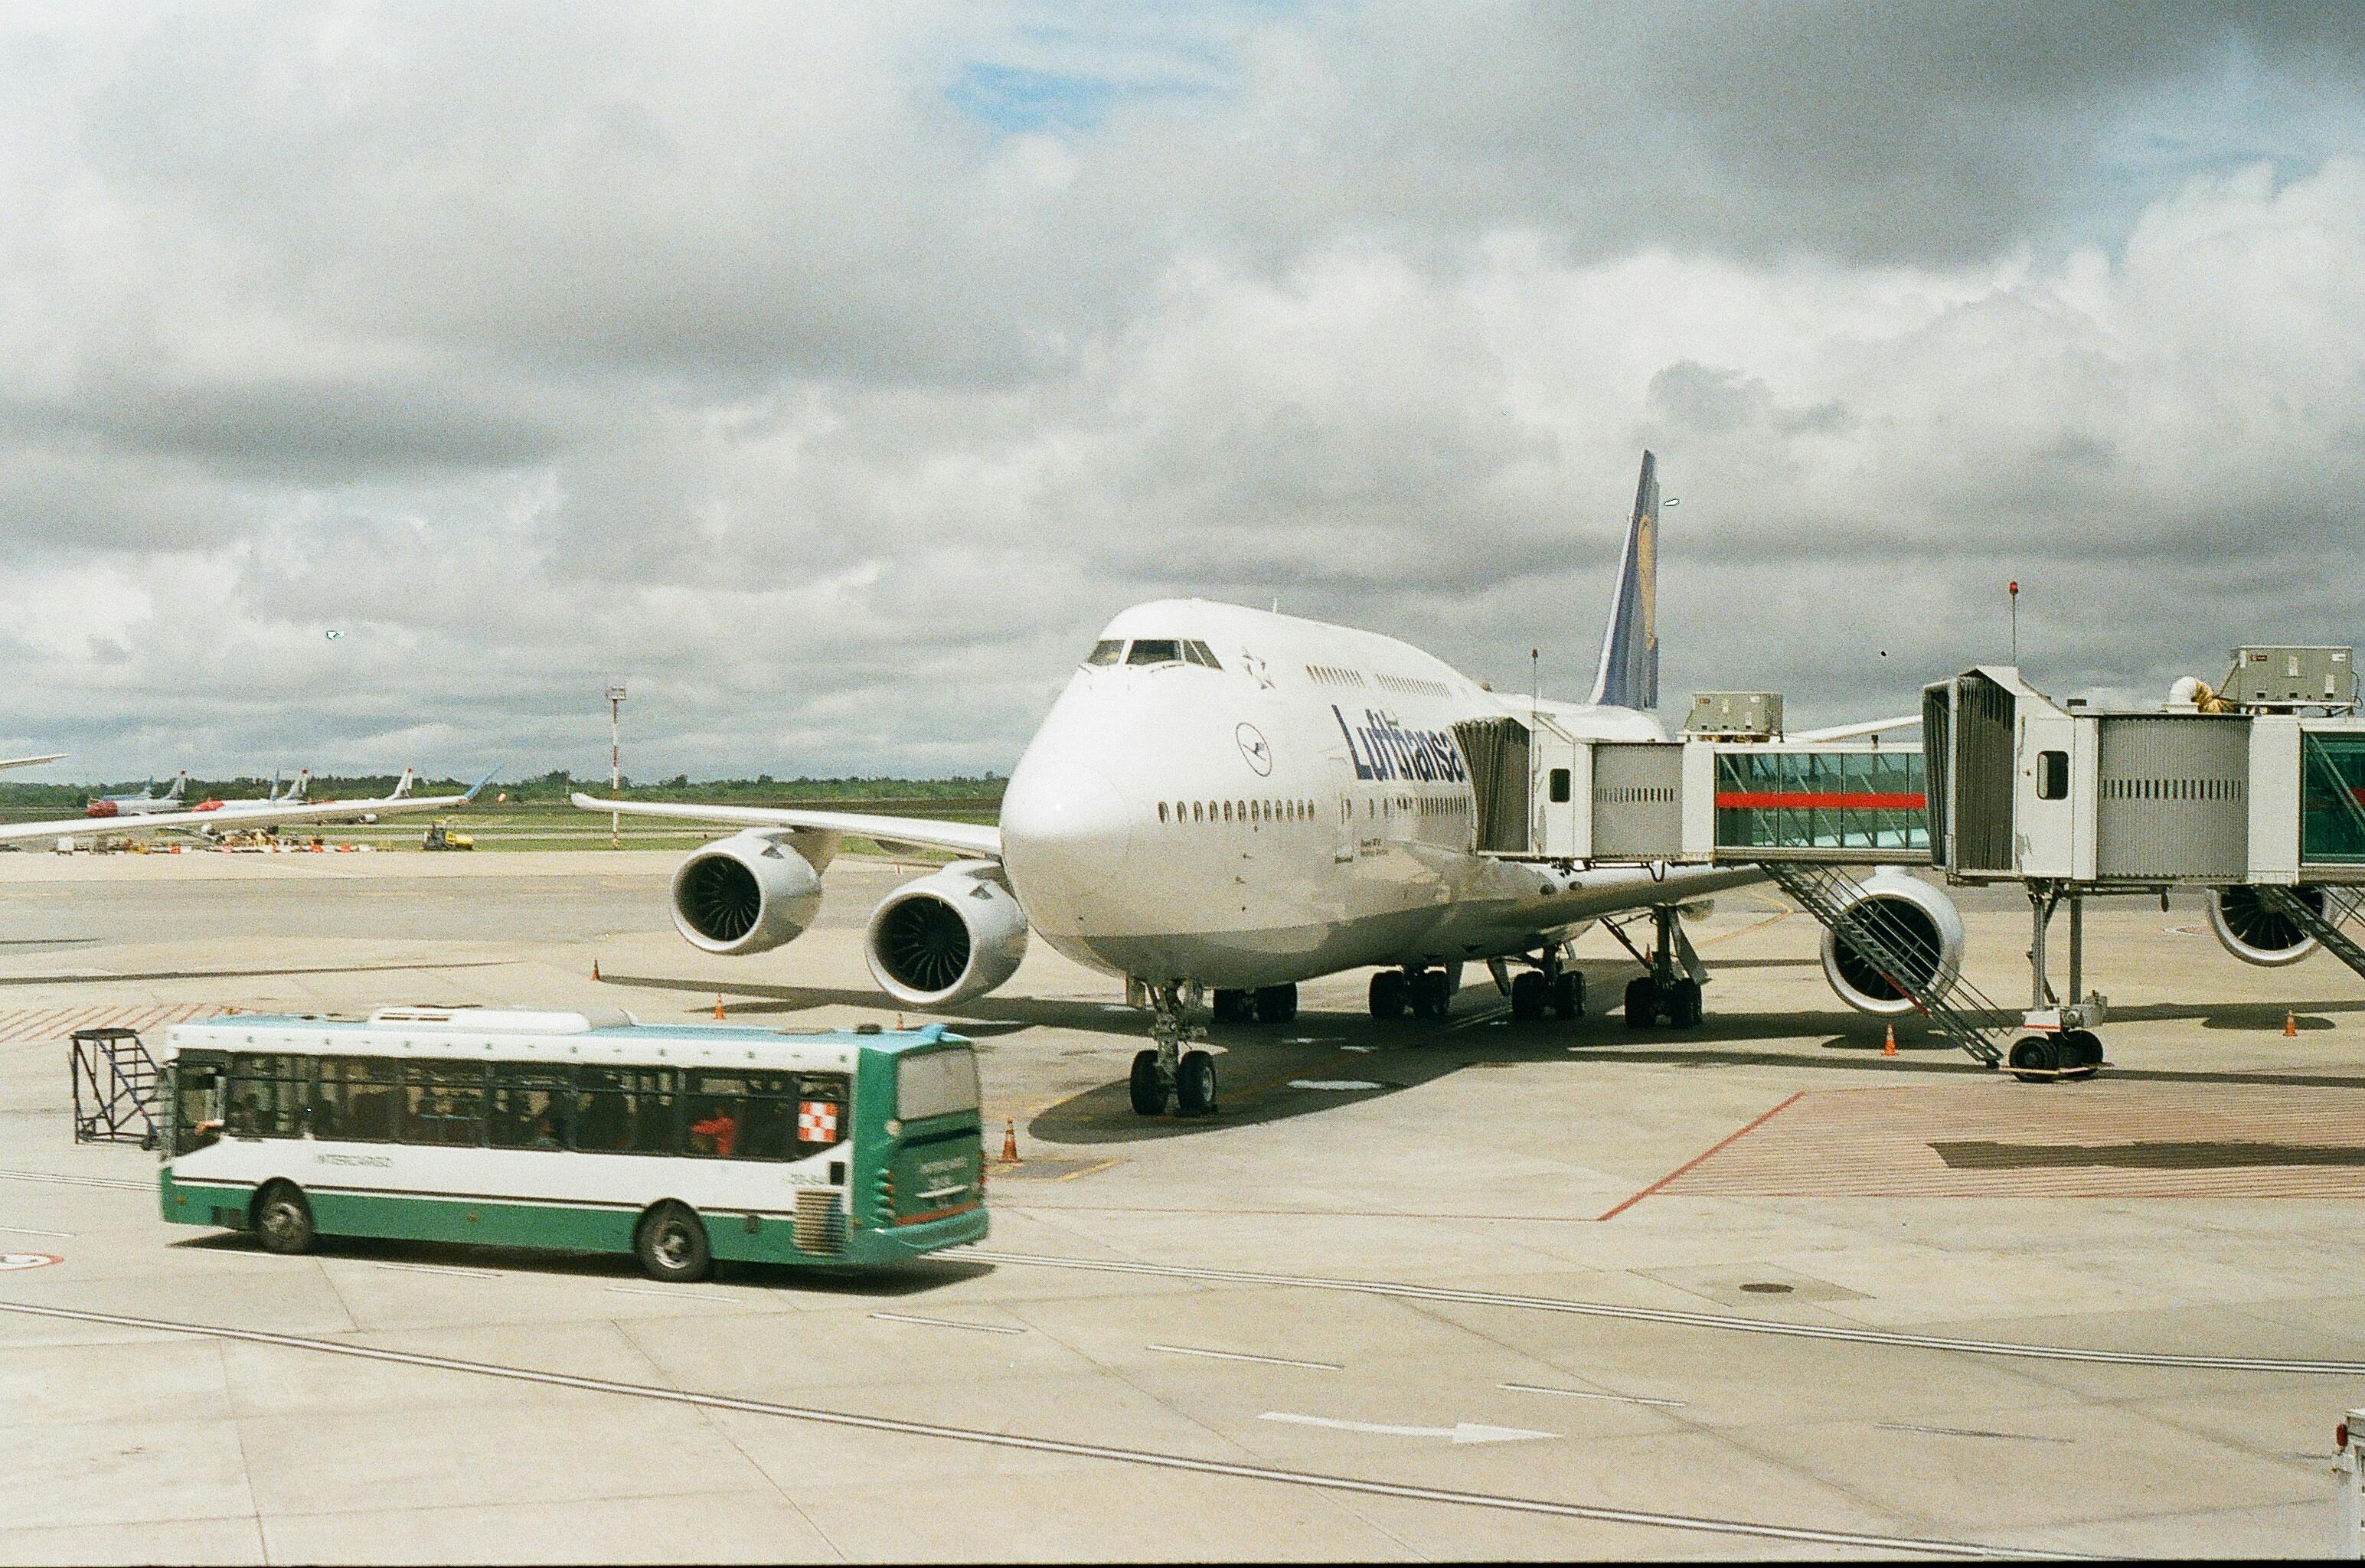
[157,1006,987,1280]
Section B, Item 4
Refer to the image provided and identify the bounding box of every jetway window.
[1713,749,1928,853]
[2301,733,2365,865]
[1086,639,1123,667]
[1127,639,1181,666]
[1549,768,1571,804]
[2036,750,2069,801]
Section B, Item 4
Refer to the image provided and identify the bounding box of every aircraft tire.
[1129,1050,1167,1116]
[1668,978,1704,1028]
[1508,971,1547,1021]
[1551,972,1583,1020]
[1175,1050,1218,1116]
[1254,984,1298,1024]
[1623,976,1658,1030]
[1368,972,1408,1019]
[1212,989,1252,1024]
[1412,969,1451,1020]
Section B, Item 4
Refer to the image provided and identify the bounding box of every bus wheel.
[635,1202,713,1282]
[1175,1050,1218,1117]
[253,1181,316,1256]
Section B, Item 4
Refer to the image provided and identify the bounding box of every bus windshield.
[897,1049,979,1121]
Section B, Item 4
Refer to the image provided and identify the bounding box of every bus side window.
[228,1053,306,1139]
[488,1066,571,1149]
[315,1057,400,1142]
[684,1071,747,1159]
[173,1053,226,1154]
[576,1067,680,1155]
[403,1063,488,1147]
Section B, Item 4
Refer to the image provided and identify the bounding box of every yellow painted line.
[1055,1158,1121,1183]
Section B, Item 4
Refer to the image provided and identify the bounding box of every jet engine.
[668,831,824,956]
[864,861,1029,1008]
[2207,885,2324,967]
[1820,867,1966,1016]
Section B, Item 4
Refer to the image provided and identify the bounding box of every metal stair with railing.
[70,1027,162,1146]
[2257,885,2365,985]
[1759,861,2010,1067]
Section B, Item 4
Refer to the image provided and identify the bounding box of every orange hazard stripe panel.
[1715,792,1927,811]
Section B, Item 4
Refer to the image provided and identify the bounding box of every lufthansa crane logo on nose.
[1235,723,1273,776]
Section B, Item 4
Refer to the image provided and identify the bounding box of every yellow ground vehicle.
[422,822,475,851]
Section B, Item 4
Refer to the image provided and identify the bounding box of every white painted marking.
[964,1249,2365,1377]
[0,1223,75,1239]
[1148,1343,1342,1371]
[0,1298,2084,1560]
[1445,1007,1511,1032]
[0,1252,63,1271]
[1287,1080,1381,1092]
[606,1285,730,1302]
[1500,1381,1687,1409]
[370,1261,501,1279]
[869,1312,1024,1336]
[1262,1410,1557,1445]
[0,1168,148,1192]
[1339,1045,1375,1054]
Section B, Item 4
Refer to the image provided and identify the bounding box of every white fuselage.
[998,599,1756,990]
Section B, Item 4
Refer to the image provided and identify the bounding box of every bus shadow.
[172,1230,994,1295]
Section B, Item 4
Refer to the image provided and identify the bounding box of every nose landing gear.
[1132,980,1221,1118]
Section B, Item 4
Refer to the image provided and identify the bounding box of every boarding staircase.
[1759,862,2010,1067]
[2257,886,2365,985]
[70,1027,161,1147]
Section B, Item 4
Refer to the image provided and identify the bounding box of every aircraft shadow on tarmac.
[601,966,2365,1145]
[171,1229,992,1295]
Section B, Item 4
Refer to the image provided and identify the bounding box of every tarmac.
[4,849,2365,1560]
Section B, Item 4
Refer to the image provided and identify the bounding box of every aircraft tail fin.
[285,769,309,803]
[165,770,187,802]
[1586,449,1660,710]
[392,767,415,799]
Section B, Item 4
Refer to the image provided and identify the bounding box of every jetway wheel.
[1129,1050,1166,1115]
[1368,972,1407,1019]
[2060,1029,2103,1076]
[2007,1035,2061,1083]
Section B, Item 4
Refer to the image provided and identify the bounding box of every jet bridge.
[1460,653,2365,1079]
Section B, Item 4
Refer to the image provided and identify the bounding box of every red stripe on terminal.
[1716,792,1927,811]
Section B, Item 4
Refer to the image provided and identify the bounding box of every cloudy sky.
[4,2,2362,781]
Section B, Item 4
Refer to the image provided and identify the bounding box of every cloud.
[0,5,2360,776]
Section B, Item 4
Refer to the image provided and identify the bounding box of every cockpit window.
[1126,639,1182,666]
[1183,640,1221,669]
[1085,639,1124,667]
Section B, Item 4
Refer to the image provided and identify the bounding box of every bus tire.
[253,1181,316,1256]
[635,1201,712,1282]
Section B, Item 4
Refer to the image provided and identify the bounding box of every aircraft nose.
[1000,756,1135,928]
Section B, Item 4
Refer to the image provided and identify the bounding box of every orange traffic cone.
[714,995,727,1021]
[2285,1009,2299,1037]
[1882,1023,1898,1057]
[590,958,601,982]
[1000,1118,1019,1164]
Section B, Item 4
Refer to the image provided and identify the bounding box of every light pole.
[606,684,627,850]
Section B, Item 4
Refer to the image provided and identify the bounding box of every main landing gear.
[1610,906,1704,1030]
[1131,980,1227,1118]
[1367,965,1459,1021]
[1505,949,1583,1022]
[1212,985,1298,1025]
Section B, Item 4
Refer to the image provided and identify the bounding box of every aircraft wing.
[0,753,64,773]
[570,792,1001,860]
[1787,715,1920,743]
[0,770,497,848]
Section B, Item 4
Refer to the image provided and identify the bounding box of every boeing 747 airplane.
[577,453,1963,1117]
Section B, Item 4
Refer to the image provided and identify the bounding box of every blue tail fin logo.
[1587,449,1659,710]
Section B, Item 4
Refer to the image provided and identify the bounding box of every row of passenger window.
[1158,797,1317,825]
[188,1054,850,1161]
